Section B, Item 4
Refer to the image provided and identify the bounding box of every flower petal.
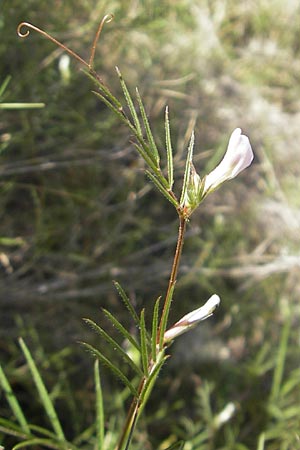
[163,294,220,342]
[204,128,254,194]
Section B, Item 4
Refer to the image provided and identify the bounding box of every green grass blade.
[81,342,138,397]
[271,318,291,401]
[72,423,95,446]
[0,103,45,110]
[0,418,28,439]
[281,368,300,396]
[151,297,161,362]
[113,281,140,327]
[12,438,70,450]
[140,309,149,376]
[18,338,66,441]
[29,424,60,439]
[83,319,143,377]
[116,66,142,137]
[257,433,265,450]
[0,75,11,99]
[0,364,30,434]
[165,441,185,450]
[103,308,141,351]
[136,87,160,165]
[146,170,179,209]
[94,360,104,450]
[179,130,195,206]
[165,106,174,189]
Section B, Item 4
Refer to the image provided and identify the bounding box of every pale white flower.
[214,402,236,428]
[164,294,220,342]
[58,54,71,85]
[204,128,254,195]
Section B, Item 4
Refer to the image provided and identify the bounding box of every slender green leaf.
[83,69,123,109]
[0,103,45,110]
[0,418,28,439]
[146,170,179,209]
[81,342,138,397]
[113,281,140,327]
[0,236,25,247]
[83,318,143,377]
[165,106,174,189]
[116,66,142,137]
[180,130,195,205]
[257,433,266,450]
[136,87,160,165]
[165,441,185,450]
[94,360,104,450]
[0,364,30,434]
[72,423,95,446]
[18,338,66,441]
[132,142,160,175]
[103,308,141,351]
[140,309,149,376]
[159,284,175,349]
[271,318,291,401]
[29,424,60,439]
[281,368,300,396]
[132,139,169,184]
[93,91,132,128]
[151,297,161,362]
[0,75,11,99]
[138,353,168,418]
[12,438,71,450]
[94,90,158,178]
[90,75,161,174]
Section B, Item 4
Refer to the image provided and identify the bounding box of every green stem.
[115,213,187,450]
[158,214,187,347]
[115,376,146,450]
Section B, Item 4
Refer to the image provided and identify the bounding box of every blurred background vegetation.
[1,0,300,449]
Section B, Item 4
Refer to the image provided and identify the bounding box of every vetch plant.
[0,15,254,450]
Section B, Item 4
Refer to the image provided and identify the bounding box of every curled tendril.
[17,22,88,67]
[17,22,31,38]
[89,13,114,69]
[17,15,114,71]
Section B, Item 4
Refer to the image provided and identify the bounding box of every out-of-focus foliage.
[1,0,300,449]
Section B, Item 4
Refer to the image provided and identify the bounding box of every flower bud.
[164,294,220,342]
[182,163,204,214]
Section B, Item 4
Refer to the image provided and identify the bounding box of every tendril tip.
[104,13,114,24]
[17,22,31,38]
